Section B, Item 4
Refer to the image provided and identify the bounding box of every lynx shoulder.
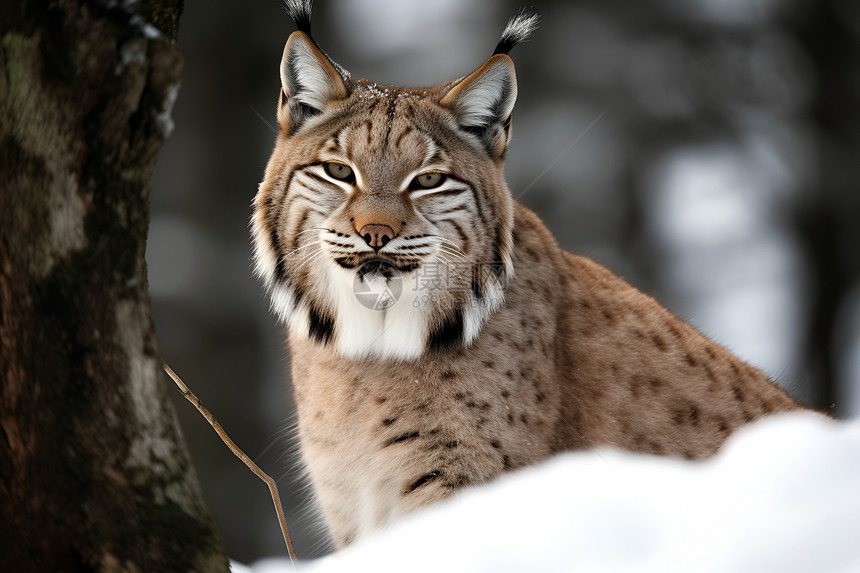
[252,1,806,548]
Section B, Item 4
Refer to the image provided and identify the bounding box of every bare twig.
[161,360,298,566]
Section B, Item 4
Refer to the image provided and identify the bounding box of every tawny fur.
[253,6,805,548]
[287,206,802,546]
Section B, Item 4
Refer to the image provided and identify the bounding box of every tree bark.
[0,1,229,570]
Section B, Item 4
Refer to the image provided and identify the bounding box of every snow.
[154,83,181,139]
[115,38,147,75]
[233,413,860,572]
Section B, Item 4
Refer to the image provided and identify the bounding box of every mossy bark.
[0,1,229,570]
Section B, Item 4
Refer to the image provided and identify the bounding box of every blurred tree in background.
[146,0,860,562]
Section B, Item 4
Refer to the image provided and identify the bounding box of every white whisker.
[295,246,324,272]
[436,246,468,263]
[296,227,329,237]
[284,240,325,259]
[433,251,467,280]
[431,235,468,258]
[400,251,435,257]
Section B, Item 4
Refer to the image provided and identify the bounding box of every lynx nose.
[358,224,395,250]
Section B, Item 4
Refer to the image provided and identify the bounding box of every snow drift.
[236,412,860,572]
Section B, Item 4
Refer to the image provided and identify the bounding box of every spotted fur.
[252,2,807,548]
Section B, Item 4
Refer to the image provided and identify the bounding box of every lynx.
[252,1,805,547]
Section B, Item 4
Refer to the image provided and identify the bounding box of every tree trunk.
[793,1,860,413]
[0,1,229,570]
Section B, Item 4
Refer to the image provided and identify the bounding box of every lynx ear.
[440,54,517,158]
[279,31,349,134]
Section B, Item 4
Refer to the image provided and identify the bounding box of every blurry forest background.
[146,0,860,563]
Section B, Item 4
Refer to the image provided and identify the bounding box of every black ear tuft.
[285,0,313,35]
[493,9,540,56]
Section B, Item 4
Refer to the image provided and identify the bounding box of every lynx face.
[252,24,535,360]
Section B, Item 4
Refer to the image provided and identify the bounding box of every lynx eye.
[324,162,355,182]
[410,171,446,190]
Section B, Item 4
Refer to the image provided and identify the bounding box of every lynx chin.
[252,0,807,548]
